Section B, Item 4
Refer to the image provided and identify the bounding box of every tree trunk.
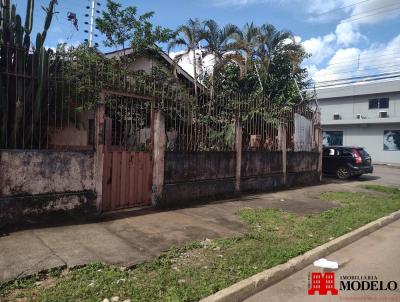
[193,49,198,97]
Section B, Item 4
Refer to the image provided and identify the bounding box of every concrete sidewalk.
[0,166,398,284]
[245,219,400,302]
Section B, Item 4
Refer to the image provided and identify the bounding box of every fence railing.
[103,87,319,152]
[0,44,319,152]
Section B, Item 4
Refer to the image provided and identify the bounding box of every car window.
[323,148,339,156]
[342,150,353,156]
[357,148,369,158]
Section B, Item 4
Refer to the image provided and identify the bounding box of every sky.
[15,0,400,84]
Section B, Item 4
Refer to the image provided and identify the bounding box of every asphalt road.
[245,219,400,302]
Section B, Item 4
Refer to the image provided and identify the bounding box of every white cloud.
[307,34,400,83]
[294,35,302,44]
[302,20,367,65]
[335,23,365,46]
[212,0,400,24]
[307,0,400,24]
[346,0,400,24]
[302,33,336,65]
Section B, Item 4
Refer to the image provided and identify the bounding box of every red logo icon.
[308,272,339,295]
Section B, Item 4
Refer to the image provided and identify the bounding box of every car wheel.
[336,166,351,180]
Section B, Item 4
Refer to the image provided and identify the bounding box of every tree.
[257,24,293,74]
[203,19,239,98]
[96,0,172,56]
[229,22,260,77]
[168,18,204,97]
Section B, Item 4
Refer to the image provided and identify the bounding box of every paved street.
[0,166,399,284]
[245,218,400,302]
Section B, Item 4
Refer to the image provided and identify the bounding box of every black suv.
[322,146,373,179]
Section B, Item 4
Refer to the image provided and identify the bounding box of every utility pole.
[88,0,96,47]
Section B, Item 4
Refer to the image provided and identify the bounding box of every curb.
[200,209,400,302]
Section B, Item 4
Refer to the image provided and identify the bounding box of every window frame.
[369,98,389,110]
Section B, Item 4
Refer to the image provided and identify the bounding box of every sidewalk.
[0,166,398,284]
[245,219,400,302]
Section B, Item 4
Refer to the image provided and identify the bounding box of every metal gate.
[102,91,154,211]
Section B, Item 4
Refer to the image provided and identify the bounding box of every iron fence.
[0,44,319,152]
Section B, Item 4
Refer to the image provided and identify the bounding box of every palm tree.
[229,22,260,77]
[257,24,298,74]
[203,19,239,98]
[168,18,204,96]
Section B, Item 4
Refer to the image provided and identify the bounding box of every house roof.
[316,78,400,100]
[104,47,205,88]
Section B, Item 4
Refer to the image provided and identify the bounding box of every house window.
[380,98,389,109]
[369,98,389,109]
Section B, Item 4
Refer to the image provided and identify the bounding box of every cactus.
[0,0,58,148]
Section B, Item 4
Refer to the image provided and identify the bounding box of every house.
[48,47,204,150]
[104,47,206,93]
[316,79,400,164]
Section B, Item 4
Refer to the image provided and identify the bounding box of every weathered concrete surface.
[245,218,400,302]
[0,165,398,284]
[163,151,320,205]
[0,192,97,228]
[0,150,95,196]
[165,151,236,183]
[287,151,319,173]
[0,150,97,226]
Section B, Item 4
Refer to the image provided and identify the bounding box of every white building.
[316,79,400,164]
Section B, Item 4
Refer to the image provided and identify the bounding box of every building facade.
[316,79,400,164]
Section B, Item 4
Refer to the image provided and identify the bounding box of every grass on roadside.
[1,184,400,302]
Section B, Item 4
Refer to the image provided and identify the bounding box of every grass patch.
[1,185,399,302]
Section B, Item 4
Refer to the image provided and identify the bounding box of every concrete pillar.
[235,120,242,193]
[314,111,323,182]
[152,110,166,205]
[94,93,105,213]
[279,123,287,186]
[317,126,323,182]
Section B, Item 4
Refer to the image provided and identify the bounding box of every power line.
[310,67,400,82]
[323,50,400,67]
[319,63,400,75]
[314,71,400,84]
[340,1,400,20]
[311,0,371,17]
[339,4,400,24]
[313,71,400,85]
[315,74,400,88]
[305,50,400,70]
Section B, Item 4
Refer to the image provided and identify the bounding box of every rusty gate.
[101,91,154,211]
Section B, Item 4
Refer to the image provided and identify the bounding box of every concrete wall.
[287,152,320,186]
[162,151,320,206]
[322,124,400,164]
[319,91,400,123]
[0,150,97,226]
[163,151,236,205]
[241,151,284,192]
[287,151,319,173]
